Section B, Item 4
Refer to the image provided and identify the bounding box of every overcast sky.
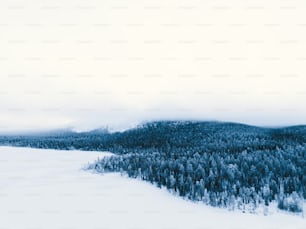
[1,0,306,132]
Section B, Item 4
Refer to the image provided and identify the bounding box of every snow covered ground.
[0,146,304,229]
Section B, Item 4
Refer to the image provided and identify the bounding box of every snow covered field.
[0,146,304,229]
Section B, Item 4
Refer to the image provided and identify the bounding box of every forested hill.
[90,122,306,214]
[104,121,276,154]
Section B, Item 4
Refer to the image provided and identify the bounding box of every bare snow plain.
[0,146,304,229]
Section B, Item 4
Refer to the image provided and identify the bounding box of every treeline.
[90,145,305,213]
[1,121,305,213]
[0,130,112,151]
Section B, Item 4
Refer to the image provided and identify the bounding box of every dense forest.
[1,121,305,213]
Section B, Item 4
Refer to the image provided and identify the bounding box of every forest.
[0,121,305,213]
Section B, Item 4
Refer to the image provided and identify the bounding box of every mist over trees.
[1,121,305,213]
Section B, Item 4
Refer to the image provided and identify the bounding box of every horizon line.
[0,119,305,135]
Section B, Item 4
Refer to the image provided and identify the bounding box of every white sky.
[1,0,306,132]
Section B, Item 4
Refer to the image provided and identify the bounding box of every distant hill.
[0,121,305,152]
